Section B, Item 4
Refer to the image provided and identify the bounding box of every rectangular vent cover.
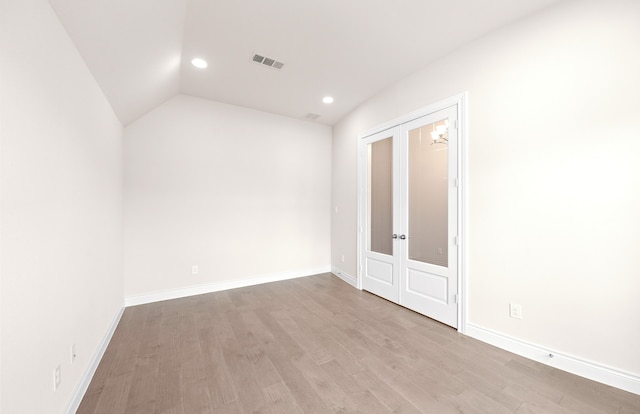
[305,113,321,120]
[252,53,284,70]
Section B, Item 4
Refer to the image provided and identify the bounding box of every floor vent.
[252,53,284,70]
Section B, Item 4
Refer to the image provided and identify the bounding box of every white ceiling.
[49,0,562,126]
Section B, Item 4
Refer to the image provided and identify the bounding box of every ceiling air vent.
[251,53,284,70]
[305,113,321,120]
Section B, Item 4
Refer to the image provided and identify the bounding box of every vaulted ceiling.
[49,0,562,126]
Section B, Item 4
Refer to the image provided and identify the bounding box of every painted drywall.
[332,0,640,376]
[124,95,331,299]
[0,1,124,413]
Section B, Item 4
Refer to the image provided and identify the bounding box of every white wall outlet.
[53,364,61,391]
[340,254,345,263]
[191,265,199,275]
[509,303,523,319]
[71,344,77,364]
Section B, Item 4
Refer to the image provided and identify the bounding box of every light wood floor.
[78,273,640,414]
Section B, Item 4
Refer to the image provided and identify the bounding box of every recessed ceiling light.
[191,58,208,69]
[322,96,334,104]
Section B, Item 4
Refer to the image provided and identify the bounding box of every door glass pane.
[408,119,448,267]
[368,137,393,255]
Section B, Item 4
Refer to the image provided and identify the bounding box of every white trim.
[359,94,466,139]
[457,92,469,334]
[124,266,331,307]
[64,305,125,414]
[331,266,358,288]
[356,138,365,291]
[466,323,640,396]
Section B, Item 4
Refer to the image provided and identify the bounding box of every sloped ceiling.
[49,0,562,126]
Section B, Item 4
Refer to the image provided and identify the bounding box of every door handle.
[392,234,398,239]
[399,234,406,240]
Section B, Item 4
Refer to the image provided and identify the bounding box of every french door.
[360,105,459,328]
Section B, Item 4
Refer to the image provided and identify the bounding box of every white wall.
[124,95,331,300]
[332,0,640,378]
[0,1,124,413]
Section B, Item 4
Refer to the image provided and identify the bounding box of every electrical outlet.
[509,303,523,319]
[53,365,61,391]
[192,265,199,275]
[71,344,77,364]
[340,254,345,263]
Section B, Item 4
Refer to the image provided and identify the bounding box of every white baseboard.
[331,266,358,288]
[466,323,640,396]
[64,305,125,414]
[125,266,332,307]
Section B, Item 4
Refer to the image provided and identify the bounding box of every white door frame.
[357,92,468,333]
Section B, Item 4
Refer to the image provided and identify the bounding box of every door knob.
[392,234,398,239]
[399,234,406,240]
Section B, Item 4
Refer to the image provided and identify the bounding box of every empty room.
[1,0,640,413]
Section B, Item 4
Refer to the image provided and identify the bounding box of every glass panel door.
[361,128,400,304]
[399,105,458,328]
[359,100,460,328]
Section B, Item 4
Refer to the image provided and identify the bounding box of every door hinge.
[453,294,458,304]
[454,177,459,188]
[454,236,459,246]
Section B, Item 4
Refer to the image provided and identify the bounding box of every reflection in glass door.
[408,120,448,268]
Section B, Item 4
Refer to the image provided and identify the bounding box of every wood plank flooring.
[77,273,640,413]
